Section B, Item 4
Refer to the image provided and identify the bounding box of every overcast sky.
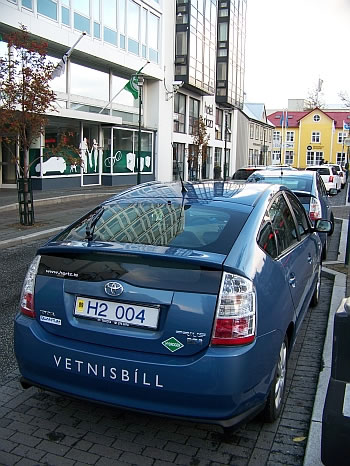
[244,0,350,110]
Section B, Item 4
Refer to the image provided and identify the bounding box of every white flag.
[51,32,86,79]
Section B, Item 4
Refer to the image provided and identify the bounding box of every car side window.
[268,194,298,255]
[317,175,327,197]
[257,214,278,259]
[285,193,309,239]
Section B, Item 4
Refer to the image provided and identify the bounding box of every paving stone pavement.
[0,184,348,465]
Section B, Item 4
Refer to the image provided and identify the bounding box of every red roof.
[268,109,350,129]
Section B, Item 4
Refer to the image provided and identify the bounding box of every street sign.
[344,138,350,147]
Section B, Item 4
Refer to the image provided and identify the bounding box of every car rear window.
[307,167,330,175]
[253,176,313,192]
[55,200,249,255]
[232,168,261,180]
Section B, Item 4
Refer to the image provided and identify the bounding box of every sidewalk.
[0,185,130,248]
[0,183,349,465]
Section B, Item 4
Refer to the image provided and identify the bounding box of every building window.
[94,22,101,38]
[338,132,346,144]
[102,0,116,29]
[215,108,223,140]
[286,131,295,142]
[148,12,159,63]
[273,131,281,142]
[189,97,200,135]
[71,63,109,101]
[62,6,70,25]
[260,127,263,141]
[22,0,33,9]
[37,0,57,20]
[214,147,222,167]
[311,132,320,143]
[272,150,280,162]
[285,151,294,165]
[313,114,321,122]
[174,93,186,133]
[336,152,346,165]
[307,151,323,165]
[249,124,254,139]
[173,143,185,181]
[74,12,90,34]
[128,0,140,54]
[255,125,259,140]
[248,148,253,165]
[224,112,231,142]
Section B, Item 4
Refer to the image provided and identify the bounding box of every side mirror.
[328,188,338,196]
[314,219,332,233]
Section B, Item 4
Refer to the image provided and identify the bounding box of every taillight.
[20,255,41,318]
[309,197,322,221]
[211,273,256,346]
[329,176,334,182]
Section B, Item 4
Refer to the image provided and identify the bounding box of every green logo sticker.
[162,337,184,353]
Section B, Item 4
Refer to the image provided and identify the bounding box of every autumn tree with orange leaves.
[0,25,57,225]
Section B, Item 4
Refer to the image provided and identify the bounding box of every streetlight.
[136,74,144,185]
[223,111,231,181]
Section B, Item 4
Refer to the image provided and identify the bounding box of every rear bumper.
[14,315,281,427]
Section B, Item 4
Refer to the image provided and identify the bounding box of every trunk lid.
[34,243,224,356]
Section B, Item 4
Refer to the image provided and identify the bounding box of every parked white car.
[306,165,341,193]
[331,164,346,189]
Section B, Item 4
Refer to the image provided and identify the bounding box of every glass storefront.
[16,118,155,189]
[102,127,153,175]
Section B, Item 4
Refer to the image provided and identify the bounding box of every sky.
[244,0,350,110]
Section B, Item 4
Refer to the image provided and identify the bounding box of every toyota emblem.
[104,281,124,297]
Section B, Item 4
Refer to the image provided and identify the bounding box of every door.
[81,124,102,186]
[269,193,315,323]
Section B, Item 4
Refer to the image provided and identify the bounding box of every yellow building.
[267,108,350,167]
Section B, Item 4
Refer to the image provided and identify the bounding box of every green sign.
[162,337,184,353]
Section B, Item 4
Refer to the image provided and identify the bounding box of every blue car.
[246,169,335,260]
[14,181,331,428]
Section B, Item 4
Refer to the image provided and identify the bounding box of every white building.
[0,0,248,190]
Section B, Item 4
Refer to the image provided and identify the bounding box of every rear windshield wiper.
[85,206,105,242]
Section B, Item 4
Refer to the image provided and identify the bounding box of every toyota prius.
[14,181,331,428]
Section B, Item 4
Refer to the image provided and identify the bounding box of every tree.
[189,116,210,180]
[0,25,56,225]
[339,91,350,108]
[304,79,325,110]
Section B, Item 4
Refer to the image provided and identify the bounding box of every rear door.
[268,193,318,324]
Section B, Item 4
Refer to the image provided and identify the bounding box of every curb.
[303,266,347,462]
[0,191,117,213]
[0,225,68,249]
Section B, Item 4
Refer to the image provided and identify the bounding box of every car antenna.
[176,160,187,194]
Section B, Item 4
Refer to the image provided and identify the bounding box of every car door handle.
[308,254,313,264]
[289,273,296,288]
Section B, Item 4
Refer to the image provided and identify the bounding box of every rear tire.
[322,236,327,261]
[310,264,321,307]
[261,337,288,423]
[328,213,334,236]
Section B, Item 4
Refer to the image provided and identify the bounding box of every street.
[0,189,346,465]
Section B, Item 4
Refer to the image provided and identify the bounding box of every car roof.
[108,180,282,208]
[251,169,315,178]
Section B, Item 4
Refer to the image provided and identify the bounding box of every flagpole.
[51,31,86,79]
[280,109,284,164]
[99,60,150,114]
